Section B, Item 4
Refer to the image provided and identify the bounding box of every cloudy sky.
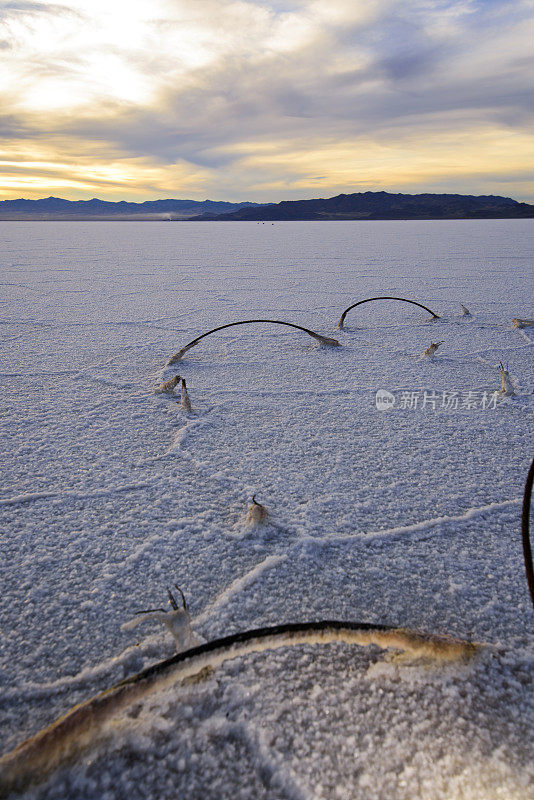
[1,0,533,201]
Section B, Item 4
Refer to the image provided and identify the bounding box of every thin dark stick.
[174,584,188,612]
[337,296,441,329]
[167,319,341,363]
[167,589,179,610]
[134,608,166,615]
[521,458,534,608]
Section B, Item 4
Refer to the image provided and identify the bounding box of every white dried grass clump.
[422,341,443,359]
[498,362,515,395]
[246,495,268,524]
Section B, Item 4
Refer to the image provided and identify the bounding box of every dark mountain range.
[0,197,259,220]
[1,191,532,220]
[191,191,534,221]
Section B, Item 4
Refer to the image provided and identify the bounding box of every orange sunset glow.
[1,0,533,201]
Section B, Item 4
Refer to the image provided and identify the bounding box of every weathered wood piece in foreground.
[0,622,478,796]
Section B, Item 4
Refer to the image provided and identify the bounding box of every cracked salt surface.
[0,220,533,798]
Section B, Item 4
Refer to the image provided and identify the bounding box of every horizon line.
[1,189,532,205]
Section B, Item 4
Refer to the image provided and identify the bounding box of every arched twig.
[167,320,341,364]
[522,458,534,608]
[0,621,477,795]
[337,296,440,329]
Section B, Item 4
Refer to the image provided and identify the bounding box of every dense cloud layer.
[0,0,533,200]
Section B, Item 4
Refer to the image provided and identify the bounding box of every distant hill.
[191,191,534,221]
[0,197,260,220]
[1,191,532,221]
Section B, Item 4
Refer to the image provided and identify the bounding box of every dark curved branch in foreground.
[337,296,441,329]
[0,621,477,795]
[522,458,534,608]
[167,319,341,364]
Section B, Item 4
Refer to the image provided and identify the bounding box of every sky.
[0,0,533,202]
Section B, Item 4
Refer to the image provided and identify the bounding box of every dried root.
[167,319,341,364]
[422,341,443,359]
[246,495,268,524]
[336,296,440,329]
[498,362,514,395]
[522,458,534,608]
[0,621,479,797]
[155,374,181,394]
[179,378,193,412]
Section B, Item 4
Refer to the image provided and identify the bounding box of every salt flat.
[0,220,533,799]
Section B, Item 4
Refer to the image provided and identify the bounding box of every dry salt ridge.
[0,219,533,799]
